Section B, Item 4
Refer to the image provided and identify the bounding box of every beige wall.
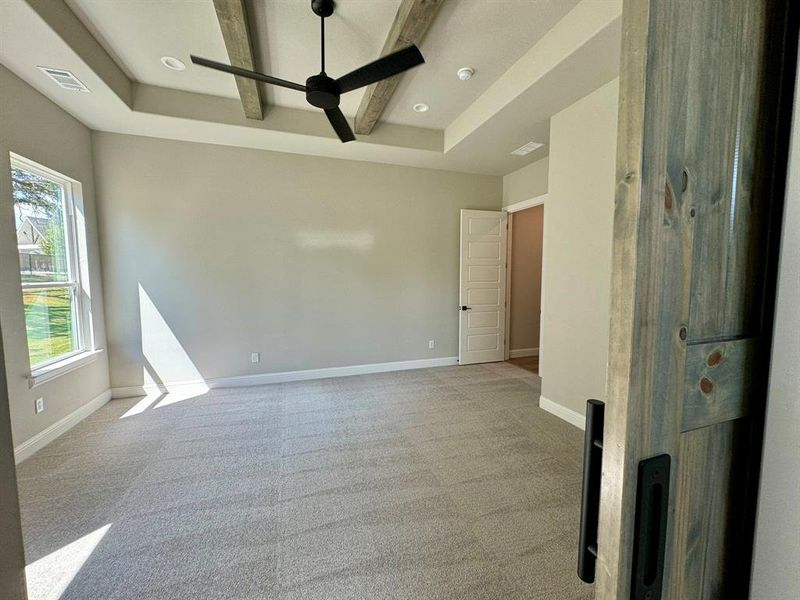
[93,133,502,390]
[509,205,543,352]
[539,78,618,417]
[503,157,549,207]
[0,66,110,448]
[0,322,26,598]
[750,52,800,600]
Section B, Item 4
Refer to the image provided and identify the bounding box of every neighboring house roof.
[27,217,51,236]
[16,216,52,249]
[16,216,50,239]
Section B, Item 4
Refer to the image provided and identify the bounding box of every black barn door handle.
[578,399,604,583]
[630,453,671,600]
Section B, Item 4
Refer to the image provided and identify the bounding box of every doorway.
[504,196,546,375]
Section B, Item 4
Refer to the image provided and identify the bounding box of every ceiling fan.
[191,0,425,143]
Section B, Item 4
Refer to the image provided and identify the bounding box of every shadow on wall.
[120,284,208,417]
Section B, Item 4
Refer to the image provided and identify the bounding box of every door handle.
[578,399,604,584]
[630,453,670,600]
[460,305,472,311]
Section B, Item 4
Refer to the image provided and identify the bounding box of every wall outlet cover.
[251,352,260,364]
[35,397,44,414]
[428,340,435,349]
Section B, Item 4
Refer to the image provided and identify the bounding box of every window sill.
[28,349,104,389]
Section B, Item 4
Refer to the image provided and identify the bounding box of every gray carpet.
[17,362,594,600]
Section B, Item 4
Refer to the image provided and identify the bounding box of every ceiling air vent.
[37,67,90,92]
[510,141,544,156]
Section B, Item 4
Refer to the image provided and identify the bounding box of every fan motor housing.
[306,75,340,109]
[311,0,334,18]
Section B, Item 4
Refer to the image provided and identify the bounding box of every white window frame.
[10,154,99,383]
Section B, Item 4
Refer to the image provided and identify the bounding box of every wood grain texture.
[667,3,768,596]
[596,0,693,596]
[682,338,756,432]
[596,0,793,598]
[669,420,748,599]
[353,0,444,135]
[686,1,767,342]
[212,0,263,120]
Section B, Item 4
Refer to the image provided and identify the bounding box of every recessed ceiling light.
[413,103,430,113]
[161,56,186,71]
[457,67,475,81]
[510,141,544,156]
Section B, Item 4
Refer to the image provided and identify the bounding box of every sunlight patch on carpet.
[26,523,112,600]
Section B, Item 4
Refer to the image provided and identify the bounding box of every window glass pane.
[23,287,77,367]
[12,167,70,283]
[11,160,82,368]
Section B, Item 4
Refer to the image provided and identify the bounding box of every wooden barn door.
[594,0,798,598]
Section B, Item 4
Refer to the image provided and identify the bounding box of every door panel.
[595,0,796,598]
[684,0,769,342]
[670,420,749,598]
[681,338,755,431]
[468,288,499,305]
[459,210,507,365]
[468,311,499,329]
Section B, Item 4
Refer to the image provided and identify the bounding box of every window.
[11,155,89,370]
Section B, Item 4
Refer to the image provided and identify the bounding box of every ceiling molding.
[354,0,444,136]
[25,0,132,107]
[212,0,263,120]
[131,83,443,152]
[0,0,620,175]
[444,0,622,153]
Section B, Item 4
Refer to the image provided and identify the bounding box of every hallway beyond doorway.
[507,355,539,375]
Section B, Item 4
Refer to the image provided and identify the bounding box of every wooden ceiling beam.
[212,0,264,120]
[354,0,445,135]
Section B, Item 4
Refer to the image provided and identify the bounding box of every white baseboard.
[509,347,539,359]
[111,382,159,400]
[111,385,150,399]
[539,395,586,430]
[14,389,112,463]
[113,356,459,399]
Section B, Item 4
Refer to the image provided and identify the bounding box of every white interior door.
[459,209,507,365]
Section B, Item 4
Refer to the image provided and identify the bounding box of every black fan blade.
[336,45,424,94]
[324,108,356,143]
[190,56,306,92]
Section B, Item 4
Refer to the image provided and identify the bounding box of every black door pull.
[630,453,670,599]
[578,399,604,583]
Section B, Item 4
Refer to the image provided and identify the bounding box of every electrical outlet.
[35,397,44,414]
[428,340,435,349]
[251,352,260,364]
